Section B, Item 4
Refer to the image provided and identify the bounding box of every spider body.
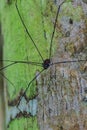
[42,59,50,69]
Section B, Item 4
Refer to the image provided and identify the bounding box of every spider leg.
[15,0,44,62]
[16,68,45,130]
[0,60,43,93]
[51,59,87,65]
[49,1,65,59]
[0,60,43,71]
[0,72,16,93]
[16,68,45,107]
[0,62,17,71]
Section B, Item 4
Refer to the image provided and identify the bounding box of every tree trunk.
[37,1,87,130]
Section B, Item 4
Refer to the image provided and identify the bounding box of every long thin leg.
[51,59,87,65]
[0,72,16,92]
[0,62,17,71]
[49,1,65,59]
[0,60,43,71]
[16,68,45,130]
[17,68,45,107]
[0,60,42,65]
[15,0,44,62]
[0,60,43,90]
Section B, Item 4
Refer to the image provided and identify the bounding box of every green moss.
[8,117,38,130]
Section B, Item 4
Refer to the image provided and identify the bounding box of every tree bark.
[37,1,87,130]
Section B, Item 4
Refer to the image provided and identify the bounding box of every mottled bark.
[37,2,87,130]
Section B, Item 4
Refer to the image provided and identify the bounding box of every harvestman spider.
[0,0,87,113]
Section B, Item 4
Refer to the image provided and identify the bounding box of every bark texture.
[37,1,87,130]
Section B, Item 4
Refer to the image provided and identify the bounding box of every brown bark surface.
[37,1,87,130]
